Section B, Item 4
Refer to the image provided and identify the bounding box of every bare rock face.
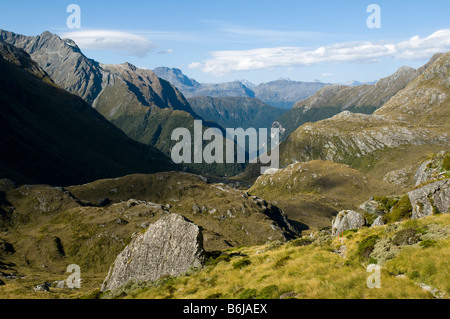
[359,200,383,216]
[101,213,205,291]
[408,179,450,219]
[331,210,366,236]
[414,151,449,186]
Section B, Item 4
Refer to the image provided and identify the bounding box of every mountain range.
[274,64,425,141]
[0,30,244,177]
[153,67,329,109]
[279,52,449,169]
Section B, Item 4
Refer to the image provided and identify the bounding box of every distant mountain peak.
[39,30,58,39]
[153,66,201,89]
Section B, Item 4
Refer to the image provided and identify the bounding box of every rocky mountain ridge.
[0,30,194,114]
[0,40,174,186]
[278,52,449,173]
[274,64,423,141]
[153,67,328,109]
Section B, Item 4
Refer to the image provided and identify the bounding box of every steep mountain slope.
[0,30,193,113]
[374,53,448,126]
[0,41,174,186]
[153,67,202,91]
[187,96,287,130]
[99,63,195,114]
[278,52,449,182]
[0,30,244,177]
[275,65,421,141]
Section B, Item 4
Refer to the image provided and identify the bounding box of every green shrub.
[342,228,359,240]
[383,195,412,224]
[363,213,377,226]
[357,235,379,261]
[442,153,450,171]
[80,289,103,299]
[206,253,231,266]
[232,259,252,270]
[419,240,437,248]
[273,255,291,269]
[374,196,399,213]
[408,270,420,280]
[392,228,420,246]
[239,288,258,299]
[342,229,359,238]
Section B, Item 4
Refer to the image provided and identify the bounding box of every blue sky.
[1,0,449,84]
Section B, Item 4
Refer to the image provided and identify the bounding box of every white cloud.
[190,29,450,75]
[395,29,450,60]
[321,73,334,77]
[61,30,157,57]
[157,48,174,54]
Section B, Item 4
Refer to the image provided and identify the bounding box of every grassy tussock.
[116,214,449,299]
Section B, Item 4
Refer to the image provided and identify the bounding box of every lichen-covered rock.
[101,213,205,291]
[383,166,414,188]
[408,179,450,219]
[359,200,383,216]
[414,151,449,186]
[371,216,385,227]
[331,210,366,236]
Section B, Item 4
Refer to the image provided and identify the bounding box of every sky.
[1,0,449,84]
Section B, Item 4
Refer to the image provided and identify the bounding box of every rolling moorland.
[0,29,449,299]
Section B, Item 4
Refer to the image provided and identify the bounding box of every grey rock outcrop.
[414,151,448,186]
[408,179,450,219]
[33,283,50,292]
[331,210,366,236]
[371,216,385,227]
[101,213,205,291]
[359,200,383,216]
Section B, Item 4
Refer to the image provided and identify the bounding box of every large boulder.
[331,210,366,236]
[408,179,450,219]
[101,213,205,291]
